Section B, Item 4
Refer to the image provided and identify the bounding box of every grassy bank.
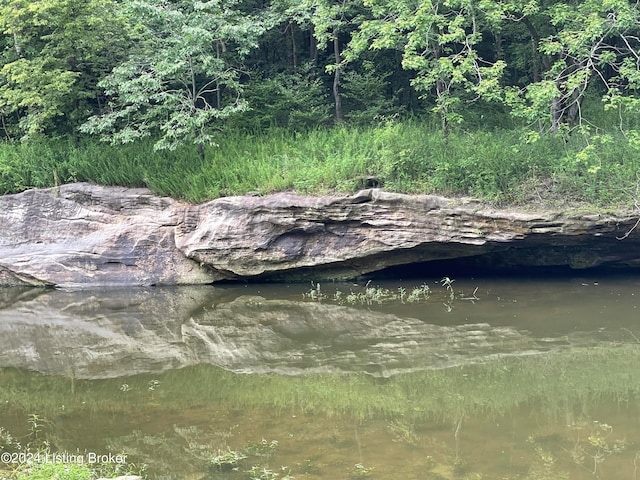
[1,120,639,207]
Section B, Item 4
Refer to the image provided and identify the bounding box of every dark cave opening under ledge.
[222,252,640,285]
[364,257,639,281]
[237,239,640,284]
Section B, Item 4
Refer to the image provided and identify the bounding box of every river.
[1,273,639,479]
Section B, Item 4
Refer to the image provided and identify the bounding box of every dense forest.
[1,0,640,205]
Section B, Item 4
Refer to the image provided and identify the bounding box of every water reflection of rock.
[0,287,611,379]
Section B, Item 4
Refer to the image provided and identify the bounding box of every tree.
[80,0,265,160]
[348,0,507,135]
[0,0,131,138]
[504,0,640,134]
[276,0,367,122]
[227,66,332,130]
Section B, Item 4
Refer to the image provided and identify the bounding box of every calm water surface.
[1,274,640,479]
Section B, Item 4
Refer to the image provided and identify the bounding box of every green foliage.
[341,62,403,124]
[79,0,265,157]
[228,65,331,131]
[0,0,639,143]
[1,113,640,207]
[504,0,640,133]
[564,420,627,476]
[0,57,79,136]
[1,414,146,480]
[304,280,433,305]
[0,426,21,454]
[15,462,92,480]
[349,0,508,133]
[209,440,291,479]
[521,438,570,480]
[0,0,132,138]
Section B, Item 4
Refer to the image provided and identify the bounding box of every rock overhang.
[1,183,639,287]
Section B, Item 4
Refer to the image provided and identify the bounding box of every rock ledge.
[1,183,639,287]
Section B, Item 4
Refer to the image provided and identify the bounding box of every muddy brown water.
[1,274,640,479]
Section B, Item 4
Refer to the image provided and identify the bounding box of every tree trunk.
[1,114,10,141]
[494,32,504,61]
[436,78,449,138]
[332,30,343,123]
[310,25,318,67]
[434,44,449,138]
[567,88,580,129]
[13,31,22,57]
[550,95,562,134]
[216,42,222,110]
[522,17,551,83]
[285,22,297,69]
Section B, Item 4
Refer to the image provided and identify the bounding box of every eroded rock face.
[0,184,218,287]
[1,183,639,287]
[177,188,640,280]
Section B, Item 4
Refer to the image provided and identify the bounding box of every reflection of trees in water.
[2,346,640,479]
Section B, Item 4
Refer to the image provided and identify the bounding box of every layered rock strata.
[1,183,639,287]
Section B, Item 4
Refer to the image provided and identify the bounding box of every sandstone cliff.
[1,183,639,287]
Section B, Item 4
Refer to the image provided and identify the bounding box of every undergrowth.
[1,119,639,207]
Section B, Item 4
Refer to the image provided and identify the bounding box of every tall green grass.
[1,119,639,207]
